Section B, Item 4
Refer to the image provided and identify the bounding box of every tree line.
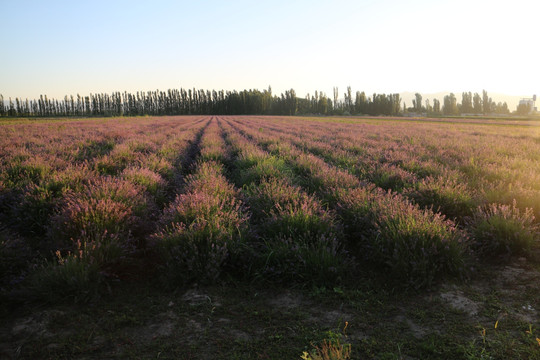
[0,87,517,118]
[409,90,510,116]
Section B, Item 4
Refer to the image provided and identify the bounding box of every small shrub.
[234,147,268,170]
[152,222,230,284]
[142,154,174,181]
[243,179,349,284]
[368,194,467,288]
[292,153,359,192]
[200,142,226,162]
[94,155,119,175]
[471,200,537,256]
[53,164,97,193]
[12,166,99,237]
[49,177,151,258]
[94,145,143,175]
[78,176,150,217]
[3,159,50,189]
[155,186,248,284]
[110,144,142,168]
[121,167,167,205]
[127,139,157,154]
[161,191,246,231]
[334,186,375,241]
[246,178,337,240]
[183,161,237,199]
[369,193,468,288]
[27,248,102,302]
[50,196,135,248]
[237,156,292,185]
[337,188,468,288]
[255,234,349,285]
[74,138,115,161]
[370,163,417,192]
[407,176,478,220]
[483,183,540,223]
[15,183,59,236]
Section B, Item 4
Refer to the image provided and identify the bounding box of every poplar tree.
[0,94,5,116]
[482,90,489,114]
[433,98,440,115]
[461,92,473,113]
[473,93,482,114]
[333,87,339,113]
[443,93,458,115]
[415,93,423,112]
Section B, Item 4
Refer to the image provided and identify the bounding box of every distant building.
[518,95,537,114]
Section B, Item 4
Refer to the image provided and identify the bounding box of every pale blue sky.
[1,0,538,100]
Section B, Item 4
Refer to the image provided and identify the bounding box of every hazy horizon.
[0,87,531,113]
[1,0,539,104]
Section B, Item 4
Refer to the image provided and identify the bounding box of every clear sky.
[1,0,539,101]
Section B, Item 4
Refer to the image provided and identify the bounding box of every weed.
[301,329,352,360]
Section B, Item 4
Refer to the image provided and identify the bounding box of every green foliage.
[152,222,232,284]
[236,156,293,185]
[242,178,349,285]
[471,201,537,256]
[74,138,115,161]
[301,330,352,360]
[51,197,135,246]
[408,176,478,220]
[94,155,119,175]
[246,178,336,238]
[121,167,167,205]
[27,253,102,303]
[370,165,416,192]
[371,200,468,288]
[338,189,468,288]
[3,160,49,189]
[154,156,248,285]
[49,177,151,263]
[155,190,247,285]
[142,154,174,181]
[253,234,348,285]
[16,183,60,236]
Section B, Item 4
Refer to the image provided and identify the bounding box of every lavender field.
[1,116,539,359]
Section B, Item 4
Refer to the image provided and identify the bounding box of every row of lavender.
[152,119,249,284]
[238,116,539,256]
[223,118,466,287]
[219,119,349,283]
[0,117,207,297]
[1,115,538,298]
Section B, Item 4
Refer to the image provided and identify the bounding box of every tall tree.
[0,94,5,116]
[443,93,458,115]
[482,90,489,114]
[355,91,368,114]
[344,86,353,114]
[433,98,441,114]
[461,92,473,113]
[473,93,482,114]
[414,93,423,112]
[333,86,339,113]
[516,102,531,115]
[425,99,432,113]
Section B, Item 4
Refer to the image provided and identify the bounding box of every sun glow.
[0,0,538,101]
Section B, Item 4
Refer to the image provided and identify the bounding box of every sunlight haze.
[1,0,538,103]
